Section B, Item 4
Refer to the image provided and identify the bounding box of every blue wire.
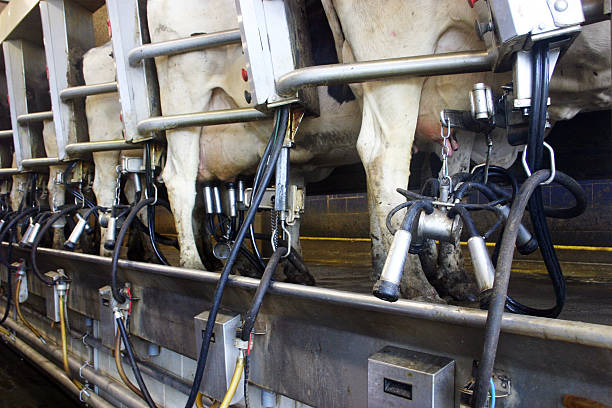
[490,377,496,408]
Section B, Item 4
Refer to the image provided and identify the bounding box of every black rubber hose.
[453,181,498,202]
[471,169,550,408]
[240,247,287,341]
[0,229,16,325]
[542,171,587,219]
[111,198,155,304]
[116,317,157,408]
[30,205,79,285]
[449,205,479,238]
[238,246,266,275]
[0,208,39,266]
[184,106,289,408]
[420,178,439,197]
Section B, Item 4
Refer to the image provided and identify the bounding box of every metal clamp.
[521,142,556,185]
[79,360,92,380]
[144,183,158,206]
[79,385,91,402]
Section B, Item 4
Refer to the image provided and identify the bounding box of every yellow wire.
[196,392,219,408]
[219,354,245,408]
[58,293,82,390]
[14,278,45,342]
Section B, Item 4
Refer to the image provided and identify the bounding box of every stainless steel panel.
[368,346,454,408]
[6,245,612,407]
[194,310,244,404]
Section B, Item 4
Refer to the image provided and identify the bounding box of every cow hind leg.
[357,83,442,302]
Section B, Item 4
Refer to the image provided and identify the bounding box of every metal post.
[3,40,47,169]
[276,50,494,96]
[128,29,242,66]
[40,0,96,161]
[106,0,160,142]
[59,82,118,101]
[65,139,141,155]
[137,107,270,134]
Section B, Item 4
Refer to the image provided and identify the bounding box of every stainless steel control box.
[368,346,455,407]
[194,310,243,405]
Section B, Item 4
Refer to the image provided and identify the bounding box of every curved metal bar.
[59,82,118,101]
[17,111,53,124]
[18,245,612,351]
[276,50,494,96]
[137,107,270,134]
[128,29,242,66]
[65,140,140,155]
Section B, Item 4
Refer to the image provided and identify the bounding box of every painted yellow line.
[300,236,612,252]
[300,236,371,242]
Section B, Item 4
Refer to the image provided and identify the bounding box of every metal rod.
[65,140,141,155]
[0,168,21,176]
[59,82,118,101]
[276,50,494,96]
[128,29,242,66]
[22,246,612,350]
[0,130,13,139]
[0,325,116,408]
[21,157,63,168]
[16,111,54,124]
[3,318,153,408]
[137,107,270,134]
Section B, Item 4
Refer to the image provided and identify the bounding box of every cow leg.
[92,150,120,257]
[47,165,67,248]
[162,127,205,269]
[358,83,442,302]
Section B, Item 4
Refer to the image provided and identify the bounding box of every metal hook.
[521,142,556,185]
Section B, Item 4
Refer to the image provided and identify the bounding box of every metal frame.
[40,0,98,161]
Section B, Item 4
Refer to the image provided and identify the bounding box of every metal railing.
[65,139,141,155]
[128,29,241,66]
[0,168,21,176]
[137,107,269,133]
[21,157,63,168]
[16,111,53,124]
[277,50,494,96]
[0,130,13,139]
[59,81,118,101]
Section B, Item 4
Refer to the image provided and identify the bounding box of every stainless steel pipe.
[137,107,269,134]
[59,82,118,101]
[21,157,63,168]
[276,50,494,96]
[65,139,141,155]
[0,168,20,176]
[0,327,115,408]
[24,246,612,351]
[3,317,153,408]
[17,111,53,124]
[0,130,13,139]
[128,29,242,66]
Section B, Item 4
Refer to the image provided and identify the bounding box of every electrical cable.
[184,106,289,408]
[116,316,157,408]
[59,291,83,389]
[15,277,46,343]
[115,323,145,398]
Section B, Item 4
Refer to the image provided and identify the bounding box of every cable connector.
[234,336,249,351]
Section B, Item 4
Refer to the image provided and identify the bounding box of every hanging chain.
[114,166,122,206]
[440,114,452,180]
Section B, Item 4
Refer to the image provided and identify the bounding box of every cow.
[319,0,610,300]
[147,0,362,272]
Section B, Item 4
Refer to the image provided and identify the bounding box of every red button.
[241,68,248,82]
[467,0,479,7]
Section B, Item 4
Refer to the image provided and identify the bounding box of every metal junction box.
[235,0,319,114]
[194,310,244,405]
[368,346,455,408]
